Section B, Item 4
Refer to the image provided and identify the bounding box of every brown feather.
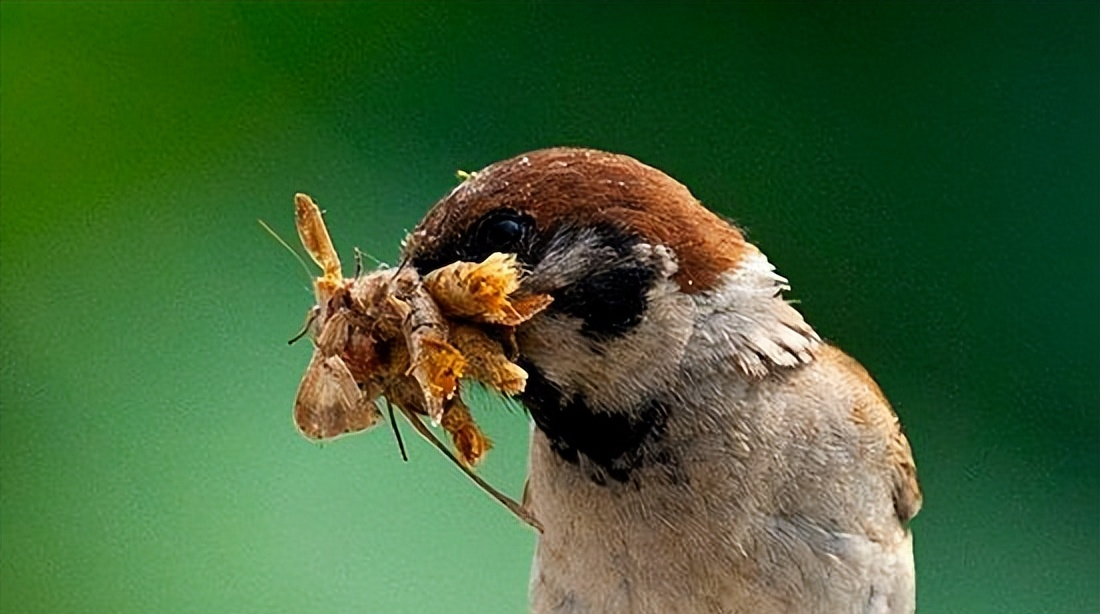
[408,148,746,293]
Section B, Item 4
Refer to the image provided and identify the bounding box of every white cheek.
[516,277,695,412]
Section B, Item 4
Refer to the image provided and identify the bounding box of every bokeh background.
[2,3,1096,613]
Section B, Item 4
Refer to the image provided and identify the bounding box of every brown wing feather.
[823,345,922,524]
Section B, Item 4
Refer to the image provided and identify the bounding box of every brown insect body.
[287,193,549,529]
[292,193,381,441]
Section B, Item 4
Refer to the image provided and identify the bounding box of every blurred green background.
[2,3,1096,613]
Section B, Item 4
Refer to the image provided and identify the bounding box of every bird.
[402,147,921,614]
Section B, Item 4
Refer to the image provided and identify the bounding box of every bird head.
[403,147,819,483]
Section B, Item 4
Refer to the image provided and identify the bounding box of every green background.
[2,3,1096,613]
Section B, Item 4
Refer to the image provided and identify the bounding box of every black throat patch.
[520,360,674,484]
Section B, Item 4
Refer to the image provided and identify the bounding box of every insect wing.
[294,352,381,440]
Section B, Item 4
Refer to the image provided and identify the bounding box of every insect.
[289,193,548,530]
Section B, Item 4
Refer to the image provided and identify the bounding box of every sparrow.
[403,148,921,614]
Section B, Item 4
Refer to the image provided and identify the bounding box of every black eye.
[486,217,522,247]
[469,209,533,258]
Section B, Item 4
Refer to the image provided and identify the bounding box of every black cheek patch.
[532,220,659,340]
[414,217,660,340]
[552,264,655,339]
[520,361,673,484]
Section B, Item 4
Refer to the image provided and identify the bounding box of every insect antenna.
[353,246,384,278]
[287,308,318,345]
[389,255,413,282]
[385,398,409,462]
[258,219,315,284]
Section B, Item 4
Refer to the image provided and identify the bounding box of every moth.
[289,193,549,530]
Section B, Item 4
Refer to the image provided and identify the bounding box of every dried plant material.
[507,293,556,323]
[449,324,528,395]
[286,193,549,531]
[399,282,466,425]
[440,397,492,467]
[423,252,554,326]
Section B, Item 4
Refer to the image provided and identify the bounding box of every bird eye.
[487,217,522,246]
[470,209,533,256]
